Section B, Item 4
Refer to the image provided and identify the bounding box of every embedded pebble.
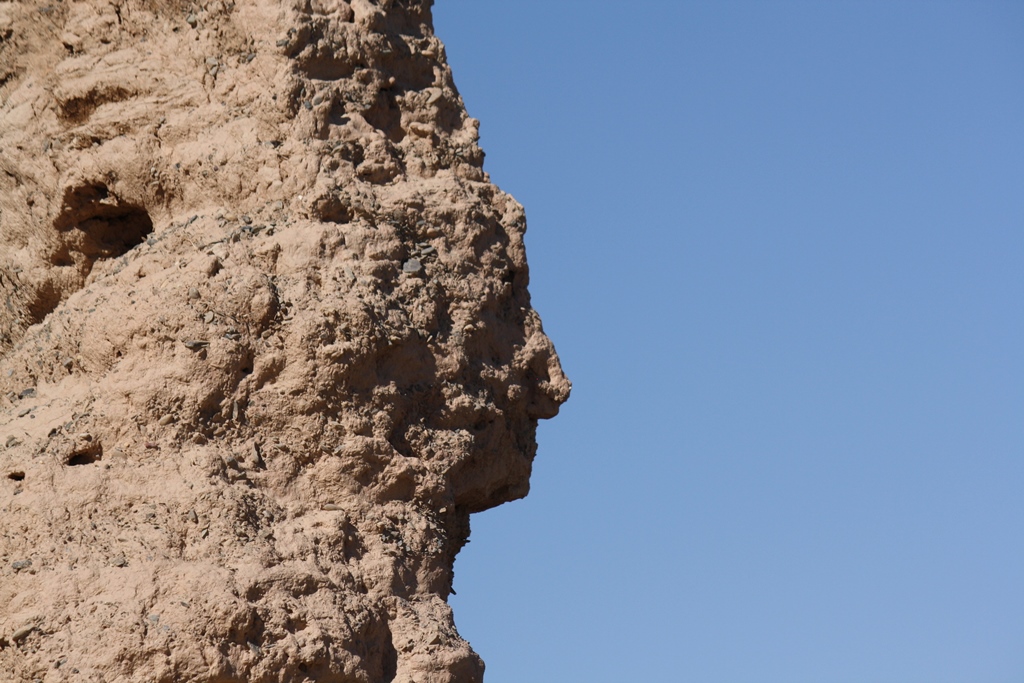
[158,415,175,426]
[402,259,423,275]
[408,122,433,137]
[12,559,32,571]
[11,625,35,641]
[202,256,221,276]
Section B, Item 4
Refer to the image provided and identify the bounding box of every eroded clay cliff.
[0,1,569,680]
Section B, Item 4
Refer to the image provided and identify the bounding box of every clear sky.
[432,2,1024,682]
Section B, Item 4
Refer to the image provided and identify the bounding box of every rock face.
[0,1,569,681]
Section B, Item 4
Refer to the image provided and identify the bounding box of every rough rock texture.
[0,1,569,681]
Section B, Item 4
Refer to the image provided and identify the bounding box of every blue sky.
[433,2,1024,682]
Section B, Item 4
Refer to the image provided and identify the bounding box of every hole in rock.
[7,472,25,481]
[67,448,101,466]
[299,55,356,81]
[27,183,154,326]
[57,85,134,123]
[25,279,62,326]
[363,92,404,142]
[54,183,153,260]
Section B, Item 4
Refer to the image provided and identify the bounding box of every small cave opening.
[67,446,102,467]
[26,182,155,326]
[53,183,153,261]
[7,471,25,481]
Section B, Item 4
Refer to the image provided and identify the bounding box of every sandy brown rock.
[0,1,569,681]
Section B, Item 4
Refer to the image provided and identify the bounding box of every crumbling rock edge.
[0,1,568,681]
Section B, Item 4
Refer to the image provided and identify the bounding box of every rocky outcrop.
[0,1,568,681]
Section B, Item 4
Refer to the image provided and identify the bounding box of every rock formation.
[0,1,569,680]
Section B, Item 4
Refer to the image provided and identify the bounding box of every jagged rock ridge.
[0,1,569,681]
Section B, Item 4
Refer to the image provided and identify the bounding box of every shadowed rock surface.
[0,1,569,680]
